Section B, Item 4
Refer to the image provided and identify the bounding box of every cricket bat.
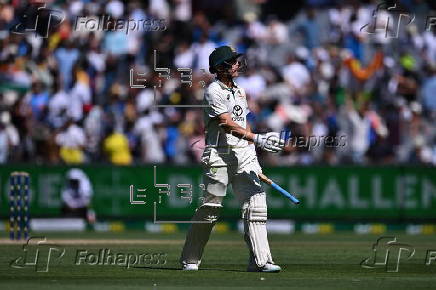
[258,173,300,204]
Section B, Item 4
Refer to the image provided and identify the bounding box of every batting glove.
[253,132,285,153]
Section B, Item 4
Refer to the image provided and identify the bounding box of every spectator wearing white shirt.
[69,74,92,122]
[106,0,124,19]
[55,120,86,164]
[192,35,215,72]
[48,81,69,128]
[174,0,192,22]
[134,110,165,163]
[282,51,312,98]
[0,122,10,163]
[236,67,266,100]
[174,42,194,68]
[342,99,371,164]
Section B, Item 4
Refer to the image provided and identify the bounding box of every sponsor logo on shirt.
[232,105,244,121]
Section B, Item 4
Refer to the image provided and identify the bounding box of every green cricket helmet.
[209,45,244,74]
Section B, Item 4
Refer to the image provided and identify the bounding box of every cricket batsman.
[180,46,285,272]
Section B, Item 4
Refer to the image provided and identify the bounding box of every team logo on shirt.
[232,105,244,121]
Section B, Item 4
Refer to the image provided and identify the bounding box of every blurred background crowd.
[0,0,435,166]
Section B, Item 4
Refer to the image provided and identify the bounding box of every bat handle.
[258,173,272,185]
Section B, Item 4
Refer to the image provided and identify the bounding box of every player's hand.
[253,132,285,153]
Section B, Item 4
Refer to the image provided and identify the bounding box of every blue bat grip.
[271,182,300,204]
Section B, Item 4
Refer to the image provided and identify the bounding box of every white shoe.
[182,263,199,271]
[247,263,281,273]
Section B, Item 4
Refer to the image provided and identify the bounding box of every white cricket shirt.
[201,79,257,168]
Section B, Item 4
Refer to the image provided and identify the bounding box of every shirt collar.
[216,79,239,91]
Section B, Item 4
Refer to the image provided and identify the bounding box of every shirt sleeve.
[204,88,228,118]
[245,97,250,115]
[241,88,250,114]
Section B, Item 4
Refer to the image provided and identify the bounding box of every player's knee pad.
[194,202,222,223]
[242,192,267,223]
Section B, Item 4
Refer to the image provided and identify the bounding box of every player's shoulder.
[206,81,226,97]
[207,81,223,92]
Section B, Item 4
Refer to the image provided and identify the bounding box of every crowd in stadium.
[0,0,435,165]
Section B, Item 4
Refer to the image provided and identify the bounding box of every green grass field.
[0,231,435,289]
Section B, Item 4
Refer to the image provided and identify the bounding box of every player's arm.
[206,87,283,152]
[217,112,255,142]
[216,113,284,153]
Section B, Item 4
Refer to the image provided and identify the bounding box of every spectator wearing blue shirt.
[54,40,79,90]
[25,81,50,122]
[421,67,436,113]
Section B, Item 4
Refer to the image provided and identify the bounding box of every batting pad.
[180,202,222,265]
[242,192,273,267]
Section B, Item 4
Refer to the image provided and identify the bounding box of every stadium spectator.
[54,39,80,90]
[0,0,435,166]
[103,126,132,165]
[55,120,86,164]
[0,121,9,163]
